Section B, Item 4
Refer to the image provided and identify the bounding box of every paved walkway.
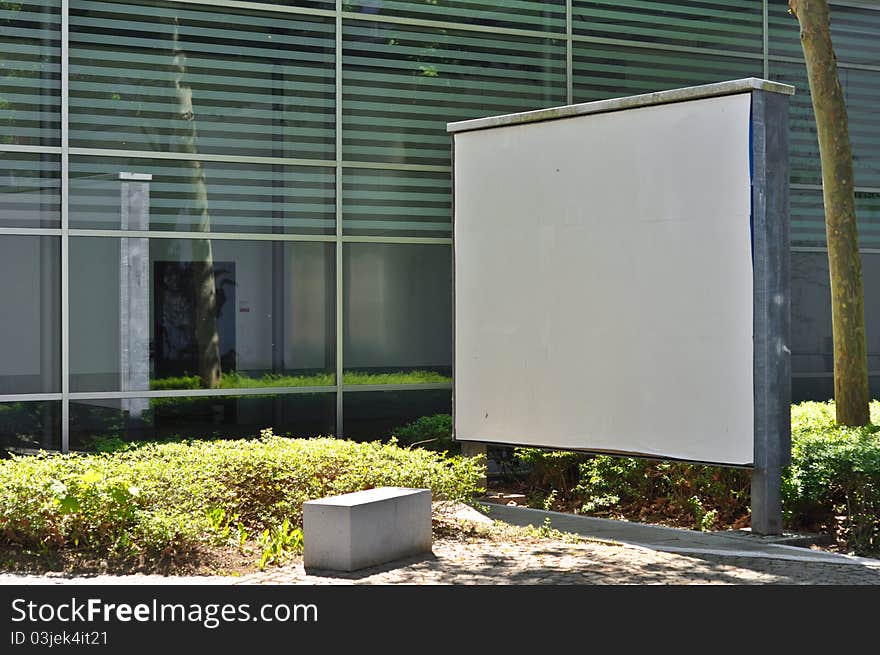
[2,504,879,585]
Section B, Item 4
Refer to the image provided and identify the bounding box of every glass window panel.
[573,42,760,103]
[343,20,565,166]
[793,375,880,404]
[573,0,762,54]
[791,251,880,401]
[344,0,567,34]
[769,2,880,67]
[770,61,880,190]
[69,156,335,234]
[69,393,336,451]
[69,0,335,159]
[0,236,60,394]
[0,151,60,228]
[342,167,450,237]
[857,190,880,250]
[70,237,335,392]
[343,389,451,441]
[0,400,60,452]
[343,243,452,384]
[791,188,880,249]
[790,190,827,248]
[0,0,61,147]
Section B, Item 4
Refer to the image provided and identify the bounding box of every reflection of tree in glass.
[1,1,53,145]
[171,16,221,388]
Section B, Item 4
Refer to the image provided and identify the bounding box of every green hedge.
[518,401,880,553]
[783,401,880,553]
[0,432,484,563]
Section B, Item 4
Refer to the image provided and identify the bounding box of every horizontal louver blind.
[69,156,335,234]
[238,0,335,9]
[572,0,762,54]
[69,0,335,159]
[769,2,880,67]
[343,167,451,237]
[790,189,880,249]
[0,151,60,227]
[344,0,567,34]
[573,43,760,102]
[343,20,566,167]
[0,0,61,147]
[770,62,880,191]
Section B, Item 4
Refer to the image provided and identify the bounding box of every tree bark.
[172,19,222,389]
[789,0,869,425]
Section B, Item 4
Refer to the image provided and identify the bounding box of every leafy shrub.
[391,414,456,453]
[0,431,484,564]
[513,448,590,503]
[783,401,880,553]
[511,401,880,552]
[257,519,303,571]
[572,456,750,530]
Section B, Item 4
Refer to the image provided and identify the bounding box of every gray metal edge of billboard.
[447,78,795,535]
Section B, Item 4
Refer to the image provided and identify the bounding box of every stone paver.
[4,535,879,586]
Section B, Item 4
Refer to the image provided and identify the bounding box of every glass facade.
[1,0,878,450]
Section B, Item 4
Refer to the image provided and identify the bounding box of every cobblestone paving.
[7,535,877,586]
[239,536,880,585]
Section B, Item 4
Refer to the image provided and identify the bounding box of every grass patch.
[0,431,484,573]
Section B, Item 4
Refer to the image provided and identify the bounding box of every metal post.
[762,0,770,80]
[335,0,344,437]
[565,0,573,105]
[60,0,70,453]
[39,236,60,449]
[750,89,792,535]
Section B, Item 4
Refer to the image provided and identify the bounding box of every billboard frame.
[448,78,794,535]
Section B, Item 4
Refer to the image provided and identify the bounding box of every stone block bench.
[302,487,432,572]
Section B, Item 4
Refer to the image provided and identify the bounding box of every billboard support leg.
[750,89,791,536]
[751,458,782,536]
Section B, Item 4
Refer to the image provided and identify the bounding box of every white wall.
[454,93,755,465]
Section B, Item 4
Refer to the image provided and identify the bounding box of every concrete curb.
[479,502,880,567]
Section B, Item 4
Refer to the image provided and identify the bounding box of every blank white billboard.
[452,91,757,465]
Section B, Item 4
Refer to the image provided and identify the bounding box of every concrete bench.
[302,487,432,572]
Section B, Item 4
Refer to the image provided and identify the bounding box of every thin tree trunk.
[172,19,221,388]
[789,0,868,425]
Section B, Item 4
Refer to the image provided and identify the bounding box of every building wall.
[1,0,878,450]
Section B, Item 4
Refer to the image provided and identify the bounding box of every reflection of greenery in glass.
[0,402,51,449]
[343,370,451,385]
[0,403,33,446]
[150,371,336,390]
[149,370,451,390]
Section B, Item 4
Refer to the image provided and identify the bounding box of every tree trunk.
[172,19,222,388]
[789,0,869,426]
